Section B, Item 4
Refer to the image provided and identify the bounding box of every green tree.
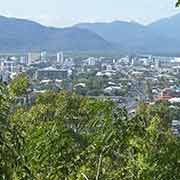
[176,0,180,6]
[122,115,180,180]
[9,73,30,97]
[1,75,180,179]
[0,84,29,179]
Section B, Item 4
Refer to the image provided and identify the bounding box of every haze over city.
[0,0,179,27]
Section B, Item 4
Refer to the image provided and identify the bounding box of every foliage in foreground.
[0,76,180,179]
[177,0,180,7]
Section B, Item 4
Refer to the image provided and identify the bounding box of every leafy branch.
[176,0,180,7]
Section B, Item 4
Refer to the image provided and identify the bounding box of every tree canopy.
[9,73,30,97]
[0,76,180,179]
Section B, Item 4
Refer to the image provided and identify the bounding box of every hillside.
[1,13,180,54]
[0,16,111,52]
[76,14,180,53]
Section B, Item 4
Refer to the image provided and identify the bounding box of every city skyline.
[0,0,179,27]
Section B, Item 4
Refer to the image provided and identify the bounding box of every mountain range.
[76,13,180,54]
[1,14,180,54]
[0,16,111,52]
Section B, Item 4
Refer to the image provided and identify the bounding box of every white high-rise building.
[28,52,40,64]
[1,59,16,73]
[40,51,47,62]
[20,56,28,65]
[155,59,160,69]
[57,51,64,64]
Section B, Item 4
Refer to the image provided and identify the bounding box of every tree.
[10,91,180,179]
[176,0,180,6]
[122,115,180,179]
[9,73,30,97]
[1,76,180,179]
[0,83,29,179]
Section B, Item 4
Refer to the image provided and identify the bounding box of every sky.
[0,0,179,27]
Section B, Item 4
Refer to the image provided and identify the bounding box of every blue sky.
[0,0,179,27]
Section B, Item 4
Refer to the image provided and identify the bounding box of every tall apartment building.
[57,51,64,65]
[28,52,41,64]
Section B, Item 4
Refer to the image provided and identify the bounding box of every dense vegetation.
[0,75,179,179]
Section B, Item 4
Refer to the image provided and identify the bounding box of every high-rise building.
[57,51,64,65]
[155,59,160,69]
[0,59,16,73]
[40,51,47,62]
[87,57,96,66]
[20,56,28,65]
[28,52,40,64]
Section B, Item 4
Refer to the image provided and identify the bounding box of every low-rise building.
[35,67,68,81]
